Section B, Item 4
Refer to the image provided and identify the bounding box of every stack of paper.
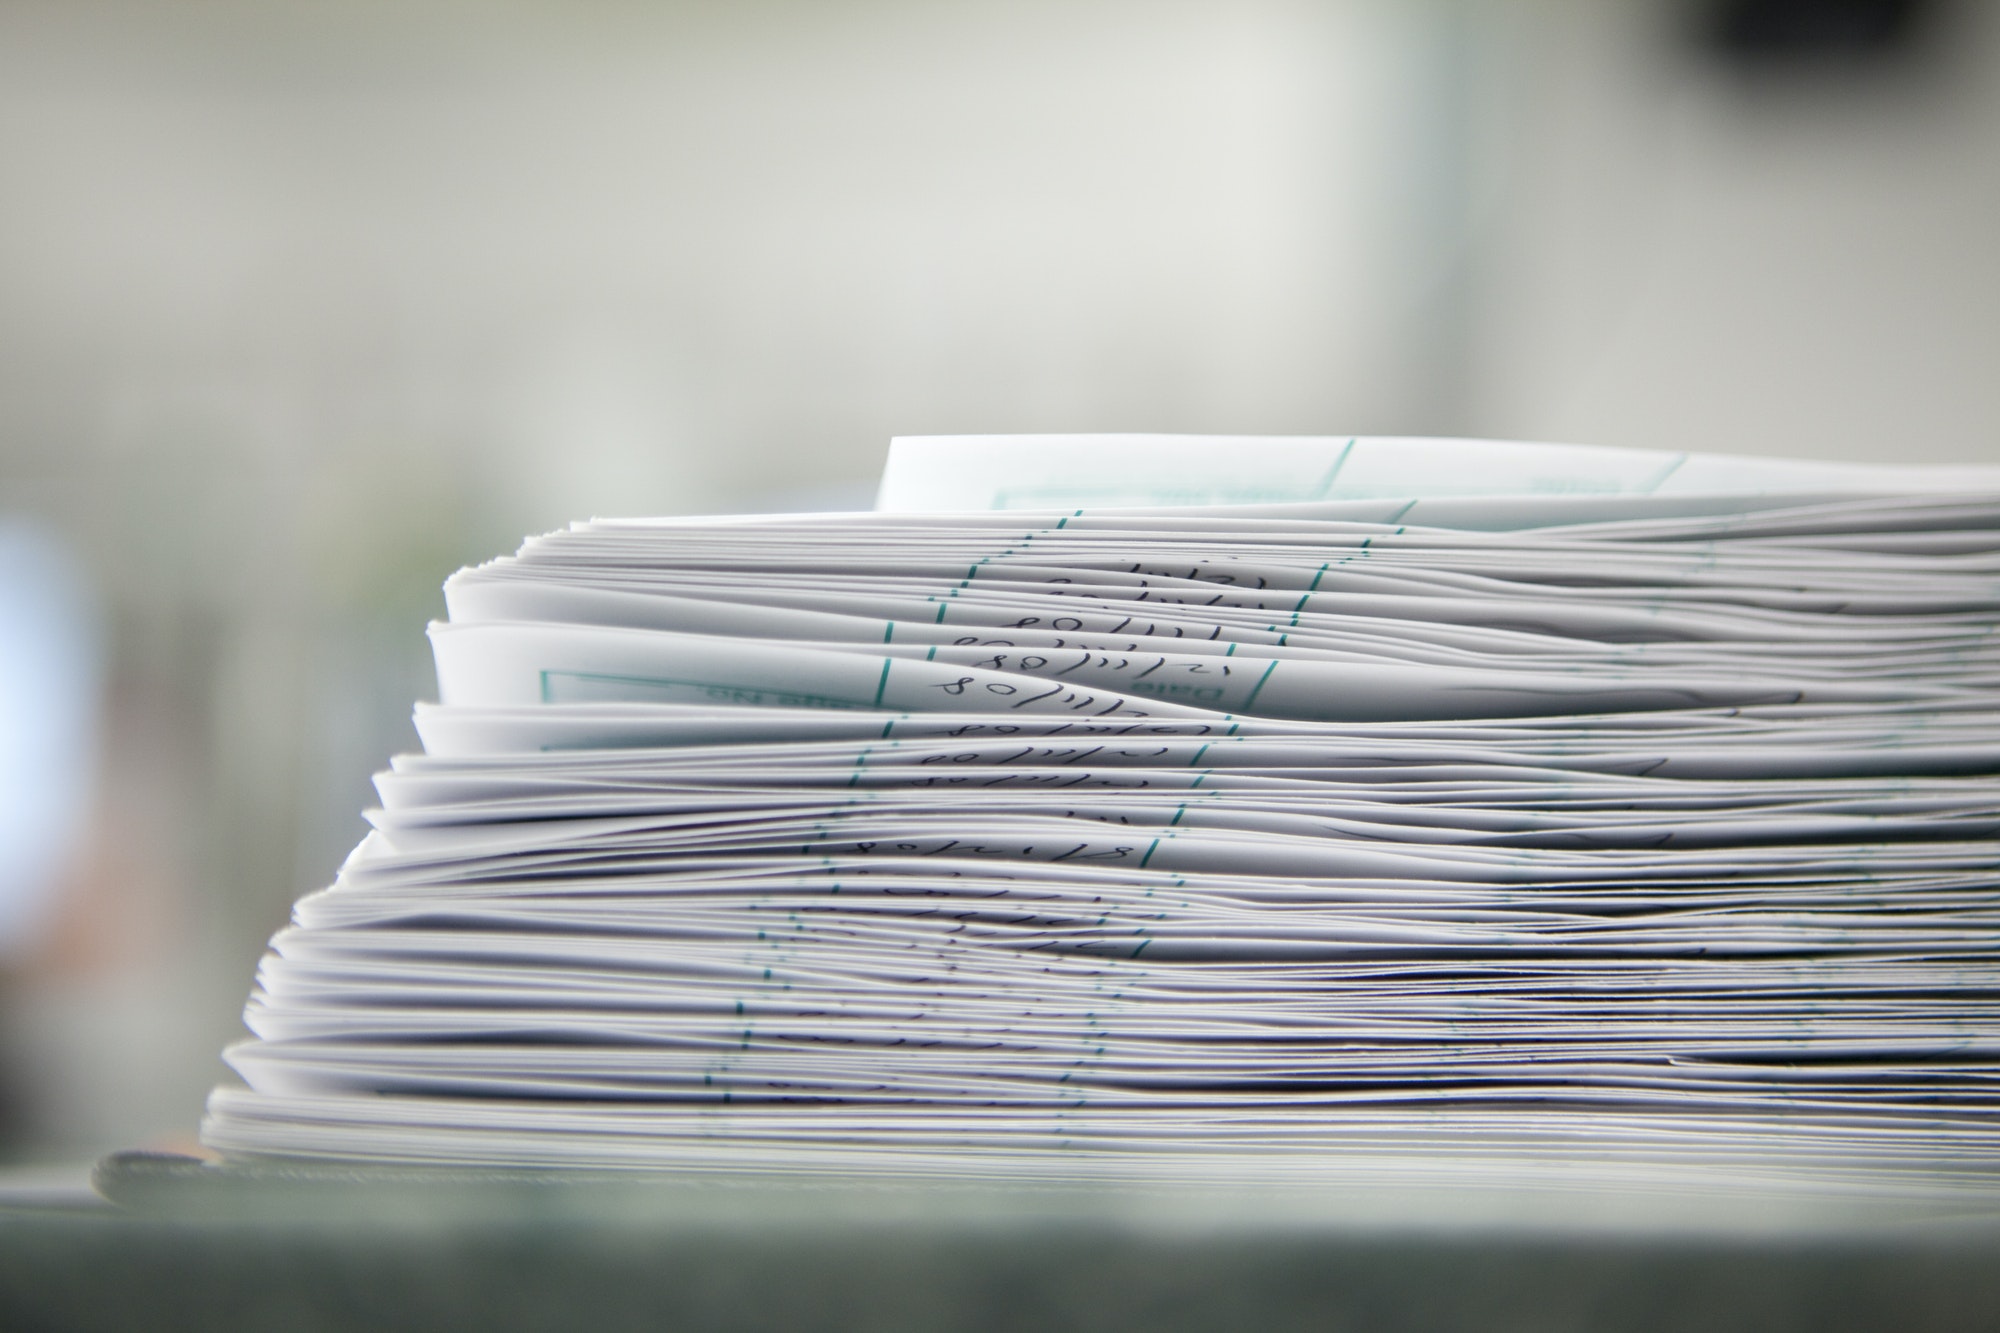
[201,439,2000,1189]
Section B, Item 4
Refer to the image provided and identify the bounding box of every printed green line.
[1189,742,1211,767]
[1305,561,1330,592]
[872,658,893,708]
[1137,838,1161,869]
[1311,438,1356,498]
[883,621,895,643]
[1644,453,1689,493]
[1241,659,1280,712]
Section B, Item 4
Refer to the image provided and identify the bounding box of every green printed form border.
[538,669,881,711]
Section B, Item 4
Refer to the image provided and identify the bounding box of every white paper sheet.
[876,434,2000,512]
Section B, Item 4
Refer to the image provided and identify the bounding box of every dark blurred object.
[1695,0,1941,65]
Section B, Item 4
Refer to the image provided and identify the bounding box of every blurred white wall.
[1465,1,2000,463]
[0,0,1460,525]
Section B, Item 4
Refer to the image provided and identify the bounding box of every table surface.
[4,1156,2000,1332]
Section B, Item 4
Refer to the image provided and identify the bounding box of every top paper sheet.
[877,434,2000,513]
